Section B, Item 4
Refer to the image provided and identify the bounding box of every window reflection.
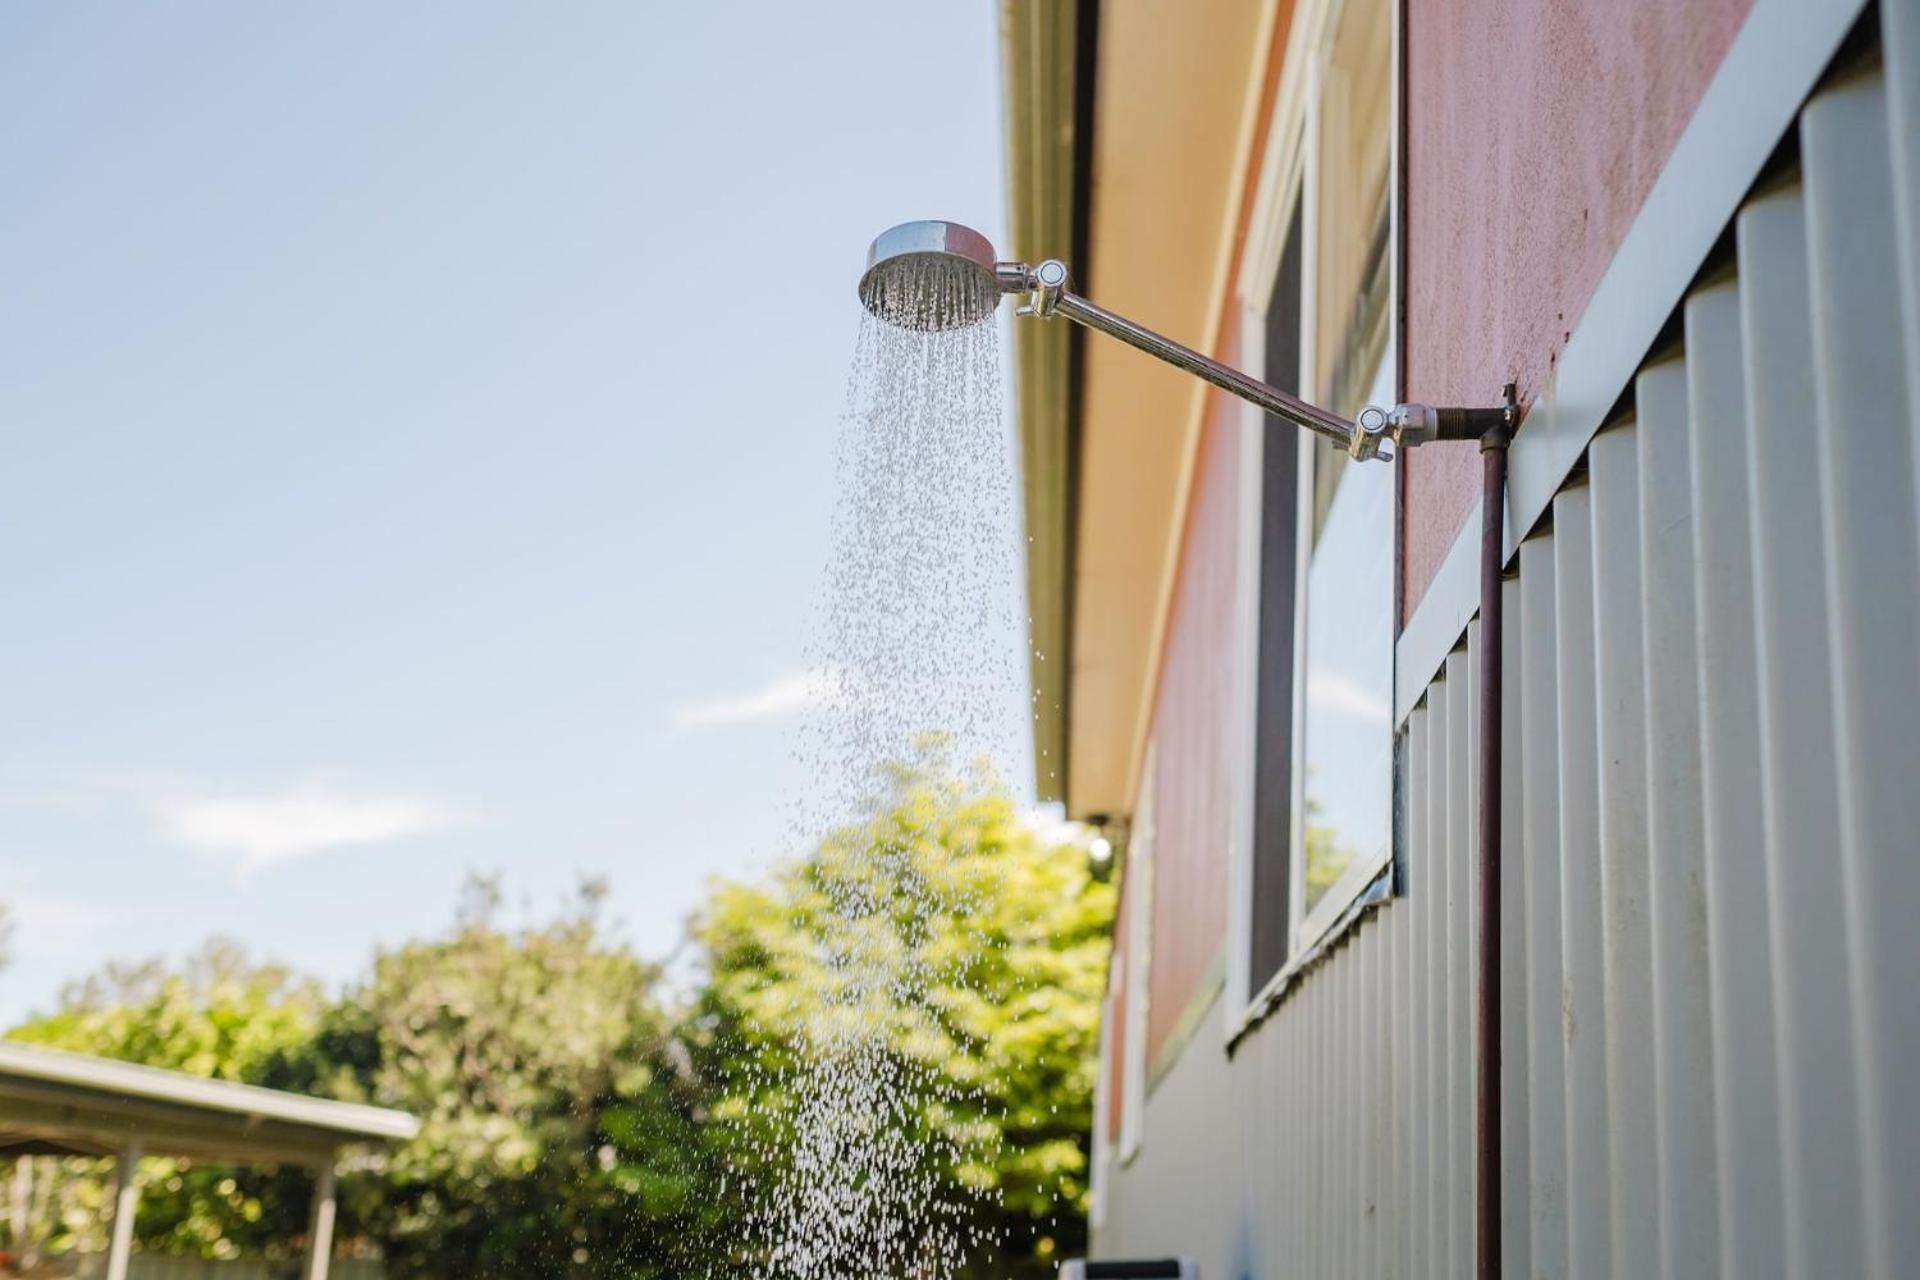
[1295,0,1394,935]
[1296,357,1394,929]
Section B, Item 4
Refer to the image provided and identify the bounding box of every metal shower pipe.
[1007,255,1510,460]
[1475,388,1515,1280]
[1008,259,1359,449]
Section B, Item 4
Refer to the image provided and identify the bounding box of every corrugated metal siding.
[1095,46,1920,1279]
[1801,49,1920,1280]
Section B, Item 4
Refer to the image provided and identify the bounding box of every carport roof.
[0,1040,418,1167]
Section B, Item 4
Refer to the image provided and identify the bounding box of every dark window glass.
[1249,191,1304,995]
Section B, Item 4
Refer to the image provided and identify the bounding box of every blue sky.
[0,3,1025,1025]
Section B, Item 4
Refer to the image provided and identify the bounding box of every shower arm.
[998,259,1511,461]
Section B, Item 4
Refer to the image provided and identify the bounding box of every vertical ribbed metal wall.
[1094,41,1919,1279]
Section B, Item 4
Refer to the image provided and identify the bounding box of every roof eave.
[999,0,1095,806]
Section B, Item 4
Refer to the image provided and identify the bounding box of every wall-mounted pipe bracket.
[1362,400,1514,457]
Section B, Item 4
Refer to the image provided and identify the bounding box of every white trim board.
[1392,0,1869,728]
[1224,309,1267,1033]
[1395,493,1491,726]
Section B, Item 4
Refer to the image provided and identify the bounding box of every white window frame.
[1225,0,1400,1039]
[1089,980,1115,1230]
[1118,741,1156,1162]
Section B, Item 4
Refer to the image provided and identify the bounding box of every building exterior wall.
[1142,344,1246,1066]
[1089,2,1920,1274]
[1399,0,1753,622]
[1068,0,1271,818]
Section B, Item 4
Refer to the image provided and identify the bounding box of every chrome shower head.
[858,220,1014,332]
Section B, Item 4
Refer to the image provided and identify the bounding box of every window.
[1305,0,1392,536]
[1312,0,1392,419]
[1296,0,1394,938]
[1294,363,1394,941]
[1232,0,1396,1021]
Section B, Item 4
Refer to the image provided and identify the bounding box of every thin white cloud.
[1307,669,1392,725]
[158,789,463,869]
[670,669,838,732]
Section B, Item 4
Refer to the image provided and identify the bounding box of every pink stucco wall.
[1400,0,1754,621]
[1144,327,1244,1066]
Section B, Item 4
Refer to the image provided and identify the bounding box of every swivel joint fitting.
[1023,259,1068,319]
[1351,404,1396,462]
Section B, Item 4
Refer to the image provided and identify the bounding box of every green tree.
[7,889,710,1278]
[306,876,713,1279]
[686,752,1115,1278]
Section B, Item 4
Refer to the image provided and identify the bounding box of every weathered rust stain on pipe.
[1475,394,1513,1279]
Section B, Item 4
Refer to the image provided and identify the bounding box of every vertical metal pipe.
[1476,400,1513,1280]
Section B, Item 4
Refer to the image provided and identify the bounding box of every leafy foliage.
[277,877,713,1279]
[687,757,1115,1277]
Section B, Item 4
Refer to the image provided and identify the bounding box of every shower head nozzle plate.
[859,220,1003,332]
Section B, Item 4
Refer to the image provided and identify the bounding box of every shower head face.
[859,220,1003,332]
